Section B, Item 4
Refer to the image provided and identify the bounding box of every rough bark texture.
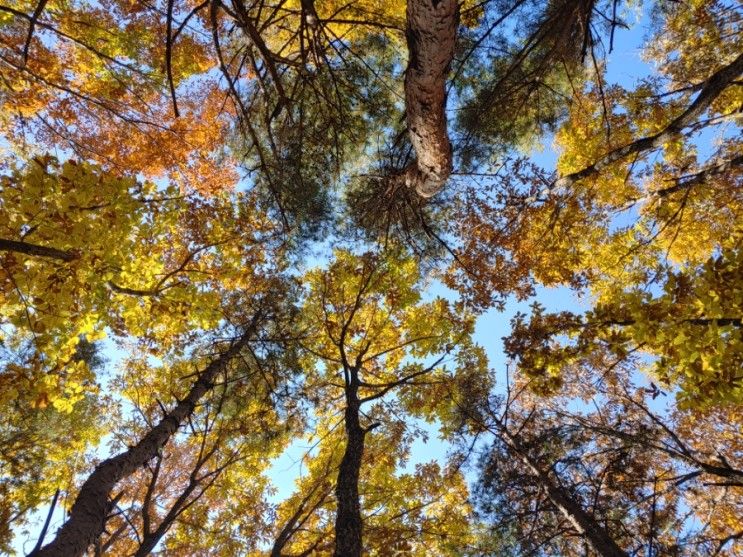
[403,0,458,198]
[555,51,743,190]
[29,326,258,557]
[333,384,365,557]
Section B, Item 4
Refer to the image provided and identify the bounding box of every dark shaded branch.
[0,5,152,78]
[359,353,446,403]
[31,489,60,554]
[21,0,48,65]
[106,281,163,297]
[555,51,743,190]
[172,0,209,42]
[0,238,76,261]
[230,0,290,111]
[140,456,162,536]
[652,154,743,198]
[165,0,180,117]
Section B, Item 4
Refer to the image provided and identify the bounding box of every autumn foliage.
[0,0,741,555]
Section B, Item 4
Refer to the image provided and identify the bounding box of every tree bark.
[333,386,365,557]
[403,0,458,198]
[29,322,259,557]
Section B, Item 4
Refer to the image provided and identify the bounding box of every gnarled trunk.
[403,0,458,198]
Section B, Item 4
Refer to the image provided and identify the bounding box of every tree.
[283,248,487,556]
[454,0,622,167]
[467,362,743,556]
[29,283,301,556]
[0,338,107,555]
[91,350,296,556]
[505,243,743,406]
[446,0,743,407]
[1,0,742,554]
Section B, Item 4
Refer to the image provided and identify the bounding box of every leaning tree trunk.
[402,0,459,198]
[536,468,629,557]
[333,391,366,557]
[29,321,259,557]
[501,428,629,557]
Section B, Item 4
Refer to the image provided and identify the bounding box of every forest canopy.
[0,0,741,555]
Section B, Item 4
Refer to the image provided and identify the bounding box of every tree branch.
[21,0,48,66]
[554,51,743,190]
[0,238,76,261]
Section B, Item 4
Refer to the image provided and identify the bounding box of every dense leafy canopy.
[0,0,741,555]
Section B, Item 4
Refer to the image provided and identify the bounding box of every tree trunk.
[501,428,629,557]
[538,471,628,557]
[29,323,259,557]
[271,480,331,557]
[333,396,365,557]
[133,477,199,557]
[403,0,458,198]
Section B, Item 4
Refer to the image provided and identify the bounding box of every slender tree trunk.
[500,427,629,557]
[271,480,331,557]
[29,322,259,557]
[133,474,200,557]
[333,389,365,557]
[537,470,628,557]
[403,0,459,198]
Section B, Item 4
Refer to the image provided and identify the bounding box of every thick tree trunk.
[403,0,458,198]
[29,324,259,557]
[333,397,365,557]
